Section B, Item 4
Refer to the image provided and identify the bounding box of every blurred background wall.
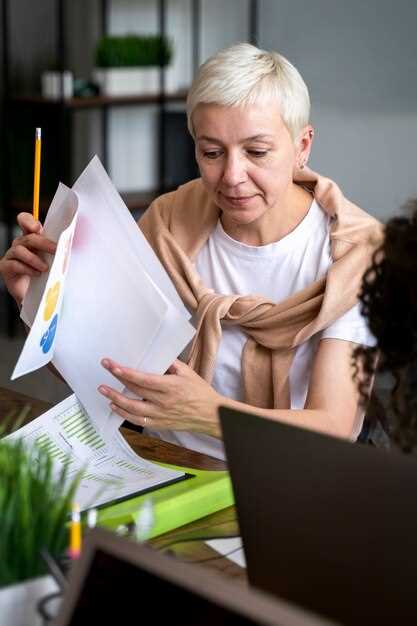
[259,0,417,220]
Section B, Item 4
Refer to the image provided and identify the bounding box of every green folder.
[96,462,234,540]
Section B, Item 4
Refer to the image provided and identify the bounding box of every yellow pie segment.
[43,281,61,321]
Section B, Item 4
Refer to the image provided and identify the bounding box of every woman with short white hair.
[187,43,310,142]
[0,43,382,459]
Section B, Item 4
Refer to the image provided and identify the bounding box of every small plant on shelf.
[93,34,174,96]
[95,34,172,68]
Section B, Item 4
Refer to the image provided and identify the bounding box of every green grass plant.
[95,34,172,68]
[0,409,82,587]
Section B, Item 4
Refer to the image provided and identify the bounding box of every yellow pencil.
[32,127,42,222]
[69,502,82,559]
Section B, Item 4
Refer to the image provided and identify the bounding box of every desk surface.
[0,386,245,582]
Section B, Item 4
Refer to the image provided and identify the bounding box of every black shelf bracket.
[248,0,259,46]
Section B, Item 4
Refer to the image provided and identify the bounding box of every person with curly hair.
[355,200,417,452]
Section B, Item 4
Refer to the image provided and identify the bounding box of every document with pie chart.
[12,213,78,378]
[13,156,195,436]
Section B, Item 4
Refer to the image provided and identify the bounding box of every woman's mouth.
[221,193,256,207]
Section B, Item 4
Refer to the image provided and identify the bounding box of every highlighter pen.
[87,507,98,529]
[68,502,82,559]
[135,498,155,542]
[32,127,42,222]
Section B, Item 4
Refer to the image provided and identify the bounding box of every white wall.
[258,0,417,221]
[200,0,250,60]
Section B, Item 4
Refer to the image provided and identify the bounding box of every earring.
[299,161,305,170]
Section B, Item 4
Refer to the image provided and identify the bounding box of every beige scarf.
[139,168,383,409]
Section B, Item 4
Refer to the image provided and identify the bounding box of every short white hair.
[187,42,310,141]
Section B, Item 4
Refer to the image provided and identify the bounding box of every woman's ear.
[296,125,314,169]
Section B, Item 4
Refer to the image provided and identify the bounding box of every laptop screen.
[55,528,332,626]
[219,405,417,626]
[66,548,256,625]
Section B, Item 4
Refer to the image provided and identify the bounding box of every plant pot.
[93,67,163,96]
[0,575,60,626]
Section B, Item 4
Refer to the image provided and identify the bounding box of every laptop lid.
[55,527,335,626]
[219,406,417,626]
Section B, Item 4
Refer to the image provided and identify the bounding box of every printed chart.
[12,215,78,379]
[6,394,184,511]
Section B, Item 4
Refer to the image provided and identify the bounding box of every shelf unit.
[2,1,199,211]
[1,0,259,336]
[6,88,190,212]
[11,90,189,110]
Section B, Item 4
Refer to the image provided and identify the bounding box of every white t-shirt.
[148,200,375,459]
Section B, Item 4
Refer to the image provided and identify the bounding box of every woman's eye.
[203,150,222,160]
[247,150,267,158]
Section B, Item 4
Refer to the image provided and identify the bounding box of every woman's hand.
[98,359,222,438]
[0,213,56,306]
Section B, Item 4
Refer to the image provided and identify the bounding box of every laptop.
[54,527,335,626]
[219,406,417,626]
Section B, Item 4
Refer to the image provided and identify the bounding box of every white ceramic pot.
[93,67,162,96]
[0,575,60,626]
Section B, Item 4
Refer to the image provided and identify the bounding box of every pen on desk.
[32,127,42,222]
[68,502,81,559]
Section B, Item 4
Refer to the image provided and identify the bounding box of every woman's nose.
[222,154,247,187]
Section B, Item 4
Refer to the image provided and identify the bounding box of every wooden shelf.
[10,90,188,110]
[121,189,160,212]
[9,189,159,215]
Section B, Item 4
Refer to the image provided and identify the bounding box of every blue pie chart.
[40,314,58,354]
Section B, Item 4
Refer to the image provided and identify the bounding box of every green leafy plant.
[95,34,173,68]
[0,410,82,587]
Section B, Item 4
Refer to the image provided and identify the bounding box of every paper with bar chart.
[6,394,185,511]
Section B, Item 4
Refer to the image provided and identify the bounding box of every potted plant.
[93,34,173,96]
[0,419,81,624]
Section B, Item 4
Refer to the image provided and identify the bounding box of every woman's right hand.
[0,212,57,307]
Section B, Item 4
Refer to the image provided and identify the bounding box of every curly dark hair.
[354,199,417,452]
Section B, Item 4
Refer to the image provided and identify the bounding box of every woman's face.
[193,102,311,228]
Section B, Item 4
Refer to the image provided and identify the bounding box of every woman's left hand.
[98,359,222,437]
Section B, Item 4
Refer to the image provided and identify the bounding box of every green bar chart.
[82,473,104,483]
[115,459,153,478]
[35,433,70,463]
[60,409,105,450]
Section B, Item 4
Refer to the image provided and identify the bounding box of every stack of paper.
[6,395,187,512]
[5,394,234,533]
[13,156,195,435]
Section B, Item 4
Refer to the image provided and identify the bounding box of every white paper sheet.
[12,213,78,379]
[72,156,189,318]
[16,156,195,435]
[21,184,79,328]
[6,394,184,512]
[206,538,247,568]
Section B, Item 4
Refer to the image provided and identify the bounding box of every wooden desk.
[0,386,245,582]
